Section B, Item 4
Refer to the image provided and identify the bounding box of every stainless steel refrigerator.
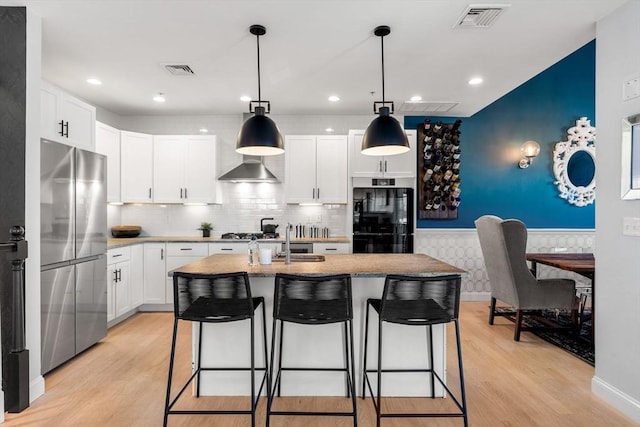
[352,187,414,253]
[40,139,107,374]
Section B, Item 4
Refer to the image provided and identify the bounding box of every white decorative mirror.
[621,114,640,200]
[553,117,596,207]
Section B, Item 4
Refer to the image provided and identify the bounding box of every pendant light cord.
[256,32,262,103]
[380,33,385,103]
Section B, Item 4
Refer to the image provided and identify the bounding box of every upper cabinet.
[95,122,121,203]
[121,131,154,203]
[153,135,218,204]
[348,129,417,178]
[40,81,96,150]
[285,135,348,204]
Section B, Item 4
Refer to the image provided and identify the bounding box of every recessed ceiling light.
[153,93,166,103]
[410,95,422,102]
[325,127,334,133]
[468,77,483,86]
[87,78,102,86]
[328,95,340,102]
[199,128,208,133]
[240,95,251,102]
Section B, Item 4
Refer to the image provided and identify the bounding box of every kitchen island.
[170,253,465,397]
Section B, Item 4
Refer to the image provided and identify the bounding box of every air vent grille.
[455,4,509,28]
[398,101,458,113]
[164,64,195,76]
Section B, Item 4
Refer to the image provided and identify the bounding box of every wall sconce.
[518,140,540,168]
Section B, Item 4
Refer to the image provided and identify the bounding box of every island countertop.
[170,253,465,277]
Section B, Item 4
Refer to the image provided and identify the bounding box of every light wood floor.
[3,302,638,426]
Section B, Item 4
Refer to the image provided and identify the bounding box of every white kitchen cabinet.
[209,242,245,254]
[121,131,154,203]
[313,242,350,254]
[143,243,167,304]
[349,129,417,178]
[153,135,217,204]
[165,243,209,304]
[285,135,348,204]
[95,121,121,203]
[130,244,144,308]
[107,247,132,322]
[40,81,96,150]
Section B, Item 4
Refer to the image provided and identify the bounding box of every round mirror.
[567,150,595,187]
[553,117,596,207]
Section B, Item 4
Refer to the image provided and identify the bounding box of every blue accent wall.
[406,40,596,229]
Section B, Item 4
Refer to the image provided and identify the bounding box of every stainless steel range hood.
[218,155,279,183]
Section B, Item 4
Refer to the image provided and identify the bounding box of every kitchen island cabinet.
[171,253,464,397]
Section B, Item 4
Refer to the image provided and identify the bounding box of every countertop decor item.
[111,225,141,238]
[361,25,409,156]
[199,222,213,238]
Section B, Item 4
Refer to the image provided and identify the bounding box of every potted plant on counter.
[199,222,214,238]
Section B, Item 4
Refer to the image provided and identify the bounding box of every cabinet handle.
[180,248,192,251]
[161,248,164,260]
[118,268,122,282]
[180,188,183,199]
[148,188,152,199]
[384,160,387,172]
[325,248,337,251]
[64,121,69,138]
[58,120,65,137]
[184,188,188,199]
[112,253,123,258]
[113,270,118,283]
[312,188,315,199]
[221,248,233,251]
[316,188,320,199]
[379,160,383,172]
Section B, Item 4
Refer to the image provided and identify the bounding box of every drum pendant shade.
[236,25,284,156]
[361,26,410,156]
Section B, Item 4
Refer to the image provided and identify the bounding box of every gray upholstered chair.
[475,215,576,341]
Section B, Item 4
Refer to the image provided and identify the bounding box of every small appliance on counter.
[111,225,142,238]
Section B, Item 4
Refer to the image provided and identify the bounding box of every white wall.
[592,1,640,422]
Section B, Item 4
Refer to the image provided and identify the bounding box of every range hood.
[218,155,279,183]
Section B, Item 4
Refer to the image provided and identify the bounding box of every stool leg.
[428,324,435,398]
[266,318,278,427]
[455,319,469,427]
[343,321,350,398]
[163,318,179,427]
[261,301,270,403]
[277,320,284,397]
[250,316,256,427]
[348,318,358,426]
[376,318,383,427]
[196,321,203,397]
[361,301,370,399]
[489,297,497,324]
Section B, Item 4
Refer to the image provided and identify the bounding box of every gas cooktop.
[220,232,279,239]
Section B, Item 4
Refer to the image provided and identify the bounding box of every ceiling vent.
[163,64,195,76]
[398,101,458,113]
[454,4,509,29]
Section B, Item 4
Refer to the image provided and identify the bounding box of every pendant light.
[361,26,410,156]
[236,24,284,156]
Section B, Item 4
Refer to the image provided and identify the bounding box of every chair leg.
[348,319,358,426]
[163,318,179,427]
[454,320,469,427]
[489,297,497,325]
[428,324,435,399]
[361,301,371,399]
[514,309,523,341]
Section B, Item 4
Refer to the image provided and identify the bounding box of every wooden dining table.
[526,252,595,343]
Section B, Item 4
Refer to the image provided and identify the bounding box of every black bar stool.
[164,271,269,427]
[362,274,468,427]
[267,273,357,426]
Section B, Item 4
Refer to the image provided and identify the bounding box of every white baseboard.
[592,375,640,423]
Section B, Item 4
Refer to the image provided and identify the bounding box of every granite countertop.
[170,253,466,278]
[107,235,351,248]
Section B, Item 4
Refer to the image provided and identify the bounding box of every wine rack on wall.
[417,119,462,220]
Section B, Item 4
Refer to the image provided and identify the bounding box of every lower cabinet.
[143,243,167,304]
[313,242,350,254]
[208,242,245,254]
[165,243,209,304]
[130,244,144,307]
[107,247,132,322]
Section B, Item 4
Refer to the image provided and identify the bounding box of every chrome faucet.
[285,223,292,264]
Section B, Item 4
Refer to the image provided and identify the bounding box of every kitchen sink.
[272,254,326,262]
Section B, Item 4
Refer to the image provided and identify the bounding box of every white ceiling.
[10,0,628,117]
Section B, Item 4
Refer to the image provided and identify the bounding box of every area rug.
[495,307,594,366]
